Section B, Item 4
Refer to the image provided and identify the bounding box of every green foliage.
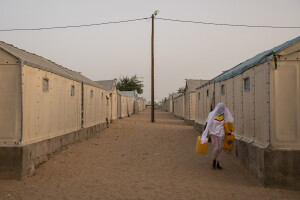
[116,75,144,94]
[177,87,185,93]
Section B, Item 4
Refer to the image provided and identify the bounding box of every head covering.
[201,103,234,144]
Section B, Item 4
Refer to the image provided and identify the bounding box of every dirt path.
[0,110,299,200]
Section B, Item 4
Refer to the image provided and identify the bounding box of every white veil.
[201,103,234,144]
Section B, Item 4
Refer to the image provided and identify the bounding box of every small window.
[244,77,250,92]
[221,84,225,95]
[71,85,75,96]
[198,93,200,100]
[90,90,94,98]
[42,78,49,92]
[206,89,209,97]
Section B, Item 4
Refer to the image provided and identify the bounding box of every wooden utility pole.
[151,14,155,122]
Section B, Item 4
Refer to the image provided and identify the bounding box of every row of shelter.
[0,41,146,179]
[161,36,300,189]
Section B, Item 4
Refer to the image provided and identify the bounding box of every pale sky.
[1,0,300,101]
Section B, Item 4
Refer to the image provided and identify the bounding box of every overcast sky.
[1,0,300,101]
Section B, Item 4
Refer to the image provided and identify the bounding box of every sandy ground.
[0,110,299,200]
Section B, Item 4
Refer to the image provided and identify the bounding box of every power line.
[1,16,300,32]
[156,17,300,29]
[0,17,150,32]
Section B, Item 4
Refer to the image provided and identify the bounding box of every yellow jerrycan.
[223,122,235,150]
[224,122,234,134]
[196,136,208,154]
[223,134,235,150]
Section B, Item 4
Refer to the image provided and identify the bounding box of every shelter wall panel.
[169,99,173,112]
[278,41,300,56]
[208,84,214,113]
[270,60,300,149]
[184,93,190,119]
[127,99,131,115]
[177,98,179,116]
[0,49,19,64]
[184,95,187,118]
[180,95,183,117]
[22,66,39,144]
[169,99,173,113]
[83,85,106,128]
[253,63,270,148]
[128,98,132,115]
[117,94,121,118]
[174,95,184,118]
[195,91,200,123]
[203,86,209,122]
[64,81,81,133]
[225,79,234,116]
[233,74,244,139]
[242,68,255,143]
[22,65,82,145]
[201,84,214,123]
[174,97,178,116]
[123,97,128,117]
[48,73,64,136]
[0,64,21,145]
[106,95,111,122]
[112,93,117,119]
[220,81,226,104]
[203,86,207,120]
[174,99,177,116]
[120,97,123,117]
[128,99,134,114]
[177,97,183,117]
[200,87,206,124]
[215,82,221,106]
[190,93,196,121]
[121,97,127,117]
[201,88,206,124]
[38,71,62,139]
[182,95,185,118]
[132,99,135,114]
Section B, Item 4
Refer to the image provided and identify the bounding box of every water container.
[223,134,235,150]
[196,136,208,154]
[224,122,234,134]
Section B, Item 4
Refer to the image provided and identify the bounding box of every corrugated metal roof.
[185,79,209,92]
[0,41,104,89]
[173,93,183,99]
[121,91,136,100]
[117,90,132,98]
[63,68,104,89]
[209,36,300,84]
[95,80,115,91]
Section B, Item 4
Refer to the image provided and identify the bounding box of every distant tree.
[177,87,185,93]
[116,75,144,94]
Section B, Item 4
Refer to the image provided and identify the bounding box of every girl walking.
[201,103,234,169]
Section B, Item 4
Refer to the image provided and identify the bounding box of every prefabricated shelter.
[161,98,169,112]
[161,94,174,113]
[194,36,300,189]
[0,41,107,179]
[117,90,132,118]
[138,97,146,112]
[173,93,185,119]
[122,91,139,114]
[184,79,208,125]
[168,94,174,113]
[95,80,118,122]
